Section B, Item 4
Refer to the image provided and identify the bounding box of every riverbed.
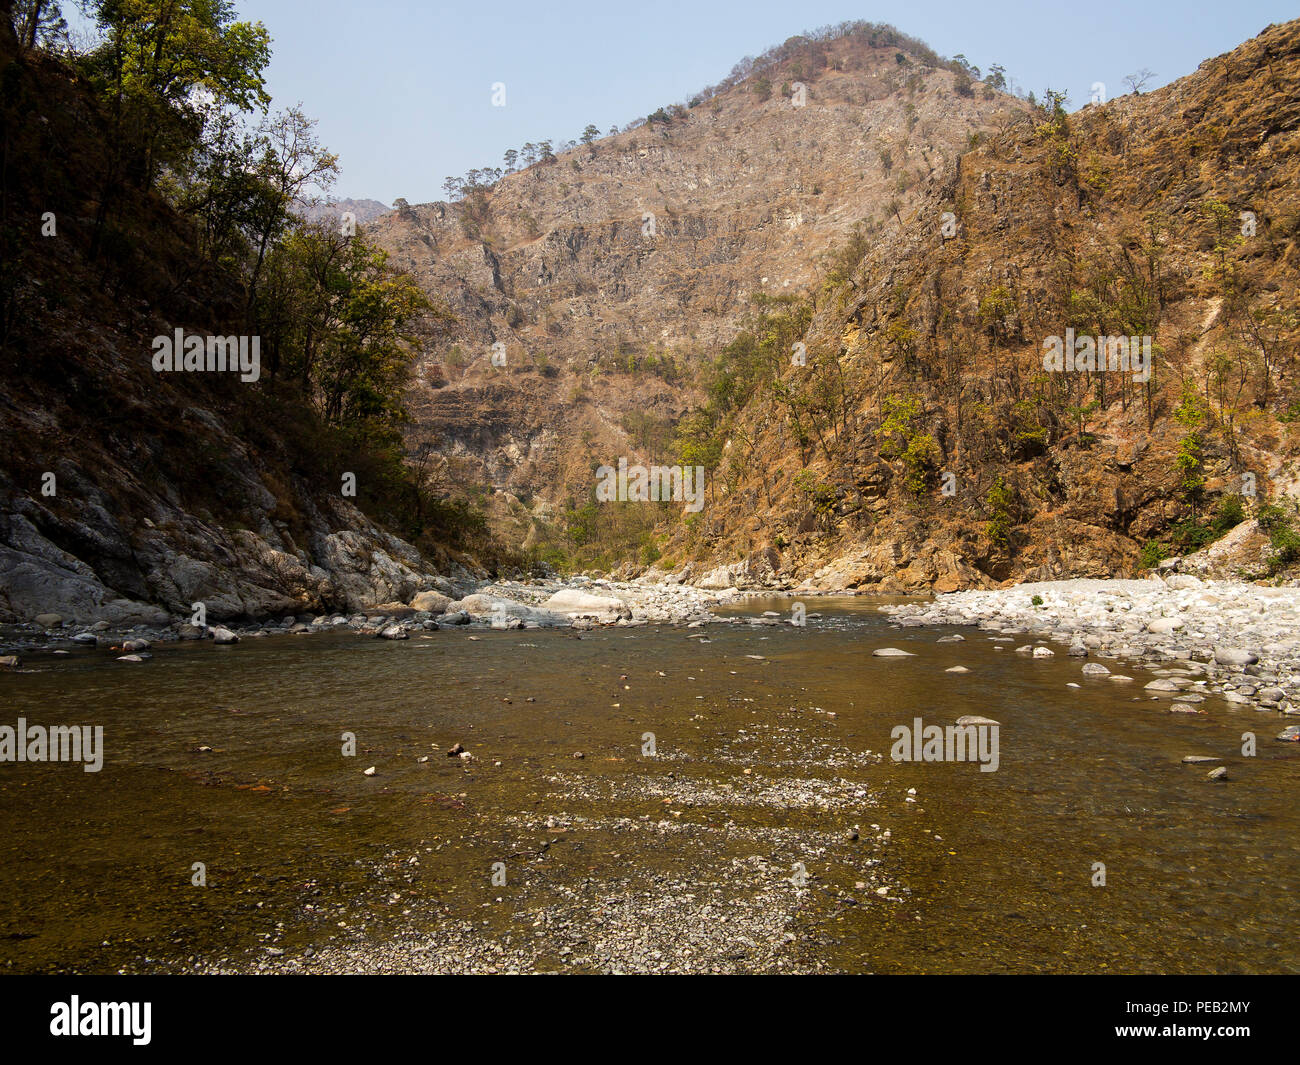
[1,595,1296,973]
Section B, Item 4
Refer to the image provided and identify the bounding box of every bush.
[1268,524,1300,574]
[1257,503,1289,532]
[1212,495,1245,533]
[1138,540,1168,570]
[1170,518,1215,553]
[985,475,1014,550]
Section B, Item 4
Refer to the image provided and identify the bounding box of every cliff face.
[369,31,1027,551]
[0,42,478,625]
[664,20,1300,592]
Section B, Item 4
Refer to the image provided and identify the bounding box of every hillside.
[295,196,391,225]
[661,19,1300,592]
[0,28,480,624]
[368,24,1029,561]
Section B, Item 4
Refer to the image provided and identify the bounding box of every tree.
[1123,69,1155,95]
[13,0,67,50]
[79,0,272,188]
[242,107,338,322]
[951,53,979,80]
[581,123,600,148]
[503,148,518,172]
[258,225,451,443]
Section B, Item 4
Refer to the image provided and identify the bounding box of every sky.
[232,0,1295,204]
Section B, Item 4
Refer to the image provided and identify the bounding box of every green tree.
[80,0,272,188]
[259,226,450,445]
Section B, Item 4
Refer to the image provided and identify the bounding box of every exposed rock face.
[0,483,474,624]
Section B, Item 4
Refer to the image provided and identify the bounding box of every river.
[1,596,1295,973]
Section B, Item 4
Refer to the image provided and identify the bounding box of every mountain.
[375,19,1300,590]
[660,18,1300,592]
[367,24,1028,562]
[295,196,391,226]
[4,15,1297,627]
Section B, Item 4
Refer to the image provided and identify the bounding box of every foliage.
[985,475,1014,550]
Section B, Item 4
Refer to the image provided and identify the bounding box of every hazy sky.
[238,0,1294,204]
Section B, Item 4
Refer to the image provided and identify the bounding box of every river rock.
[956,715,999,726]
[1081,663,1110,676]
[409,590,451,614]
[872,647,914,657]
[451,594,567,626]
[1206,766,1228,781]
[210,626,239,644]
[34,612,63,627]
[1214,648,1259,667]
[379,624,408,640]
[541,588,632,621]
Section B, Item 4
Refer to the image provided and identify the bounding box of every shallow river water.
[1,596,1295,973]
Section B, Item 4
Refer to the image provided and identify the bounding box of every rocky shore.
[881,574,1300,730]
[0,575,754,662]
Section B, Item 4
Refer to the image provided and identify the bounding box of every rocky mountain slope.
[0,36,478,625]
[368,25,1028,556]
[6,17,1297,625]
[665,18,1300,593]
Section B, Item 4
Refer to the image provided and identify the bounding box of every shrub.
[1257,503,1289,531]
[1268,524,1300,574]
[985,475,1014,550]
[1212,494,1245,533]
[1138,540,1168,570]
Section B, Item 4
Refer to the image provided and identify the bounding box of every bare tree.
[1123,69,1156,95]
